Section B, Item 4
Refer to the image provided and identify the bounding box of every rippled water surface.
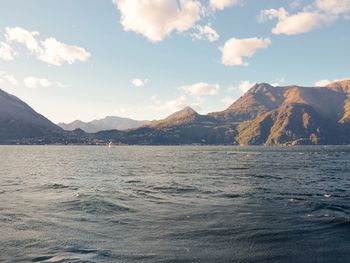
[1,146,350,262]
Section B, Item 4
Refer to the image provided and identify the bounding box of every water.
[1,146,350,262]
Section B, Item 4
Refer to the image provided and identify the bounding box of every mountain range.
[58,117,150,133]
[1,79,350,145]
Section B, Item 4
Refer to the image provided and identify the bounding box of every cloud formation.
[0,42,15,61]
[37,37,91,66]
[23,76,67,88]
[259,0,350,35]
[219,37,271,66]
[238,80,255,93]
[259,8,334,35]
[210,0,240,10]
[191,24,219,42]
[221,96,235,106]
[24,76,52,88]
[181,82,220,96]
[1,27,90,66]
[6,27,41,54]
[113,0,202,42]
[131,78,148,87]
[315,0,350,15]
[0,71,18,86]
[150,94,188,113]
[314,77,350,87]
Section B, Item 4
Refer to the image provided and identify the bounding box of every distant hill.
[58,116,150,133]
[0,88,62,143]
[108,107,231,145]
[148,106,217,128]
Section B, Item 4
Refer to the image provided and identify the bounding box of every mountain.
[2,80,350,145]
[210,83,285,122]
[149,107,217,128]
[101,80,350,145]
[95,107,233,145]
[0,88,62,143]
[58,116,150,133]
[232,80,350,145]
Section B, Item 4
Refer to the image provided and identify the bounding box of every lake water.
[1,146,350,262]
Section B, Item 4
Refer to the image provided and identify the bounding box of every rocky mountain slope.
[0,88,62,143]
[230,80,350,145]
[236,103,333,145]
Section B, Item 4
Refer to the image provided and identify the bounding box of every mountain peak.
[165,106,198,121]
[326,79,350,90]
[213,82,283,122]
[178,106,197,114]
[148,106,200,128]
[327,79,350,86]
[249,83,274,93]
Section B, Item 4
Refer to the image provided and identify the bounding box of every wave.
[61,195,133,215]
[32,247,111,262]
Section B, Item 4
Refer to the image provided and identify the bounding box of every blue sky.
[0,0,349,123]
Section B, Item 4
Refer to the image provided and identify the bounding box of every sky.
[0,0,349,123]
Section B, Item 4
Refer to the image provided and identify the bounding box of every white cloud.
[290,0,304,9]
[181,82,220,96]
[113,0,202,42]
[314,79,332,86]
[210,0,240,10]
[57,82,68,88]
[219,37,271,66]
[131,78,148,87]
[3,27,90,66]
[239,80,255,93]
[5,27,41,54]
[272,12,333,35]
[5,74,18,85]
[38,37,91,66]
[221,96,235,106]
[0,71,18,86]
[314,77,350,86]
[258,7,289,23]
[23,76,67,88]
[314,0,350,15]
[24,76,52,88]
[190,97,204,111]
[259,0,350,35]
[272,77,286,87]
[167,95,187,111]
[259,8,334,35]
[150,94,188,113]
[191,24,219,42]
[0,42,15,61]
